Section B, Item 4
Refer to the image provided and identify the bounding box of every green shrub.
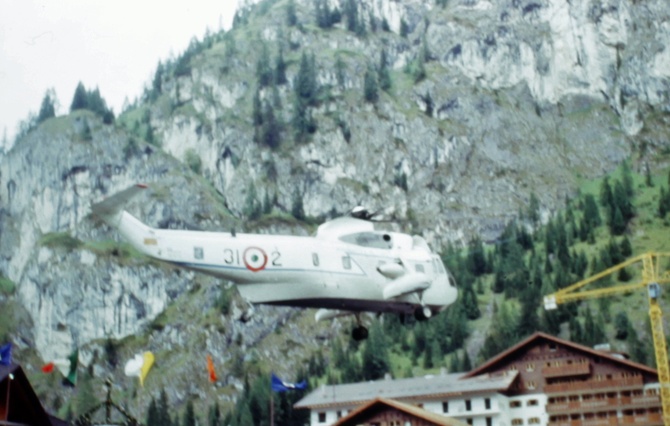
[40,232,83,251]
[0,276,15,295]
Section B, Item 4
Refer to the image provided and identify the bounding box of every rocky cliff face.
[1,0,669,414]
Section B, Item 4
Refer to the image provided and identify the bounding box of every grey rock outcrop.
[1,0,669,414]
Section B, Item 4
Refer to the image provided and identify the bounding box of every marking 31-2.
[223,247,282,271]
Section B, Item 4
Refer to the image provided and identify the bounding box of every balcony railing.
[620,413,663,425]
[545,376,644,394]
[543,363,591,378]
[547,394,661,414]
[548,414,663,426]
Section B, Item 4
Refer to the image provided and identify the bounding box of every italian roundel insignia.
[243,247,268,272]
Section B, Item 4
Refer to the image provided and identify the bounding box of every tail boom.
[91,184,154,254]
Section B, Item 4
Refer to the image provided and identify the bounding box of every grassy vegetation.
[39,232,84,251]
[0,275,15,295]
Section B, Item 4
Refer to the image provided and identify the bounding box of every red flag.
[207,355,217,383]
[41,362,55,373]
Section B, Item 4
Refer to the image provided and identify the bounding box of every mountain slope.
[1,0,670,420]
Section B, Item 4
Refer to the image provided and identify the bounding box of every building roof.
[462,331,658,379]
[332,397,469,426]
[295,371,518,409]
[0,362,65,426]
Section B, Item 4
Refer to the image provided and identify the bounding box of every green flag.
[63,349,78,387]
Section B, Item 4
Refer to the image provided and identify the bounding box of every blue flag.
[0,343,11,366]
[271,373,307,392]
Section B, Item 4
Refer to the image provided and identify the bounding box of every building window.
[526,363,535,371]
[465,399,471,411]
[336,411,342,419]
[342,256,351,270]
[442,401,449,413]
[510,401,522,408]
[529,418,540,424]
[318,412,326,423]
[526,381,536,390]
[312,253,319,266]
[511,419,523,426]
[486,418,492,426]
[485,398,491,409]
[527,399,539,406]
[194,247,203,260]
[466,419,473,425]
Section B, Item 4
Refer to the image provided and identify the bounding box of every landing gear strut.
[352,325,369,341]
[351,313,369,341]
[414,305,432,322]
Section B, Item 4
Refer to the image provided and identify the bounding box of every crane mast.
[544,252,670,426]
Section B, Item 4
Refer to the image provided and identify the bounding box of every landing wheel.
[414,306,432,322]
[352,326,369,341]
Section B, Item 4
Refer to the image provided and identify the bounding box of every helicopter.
[91,184,458,340]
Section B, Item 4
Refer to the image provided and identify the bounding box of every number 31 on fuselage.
[91,184,458,339]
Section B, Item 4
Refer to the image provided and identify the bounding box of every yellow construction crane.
[543,251,670,426]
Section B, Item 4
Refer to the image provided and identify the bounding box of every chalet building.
[1,362,67,426]
[463,332,663,426]
[295,332,663,426]
[295,370,518,425]
[332,397,468,426]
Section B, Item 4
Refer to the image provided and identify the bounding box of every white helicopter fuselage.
[93,185,458,318]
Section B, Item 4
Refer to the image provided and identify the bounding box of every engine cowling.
[383,273,431,300]
[377,263,405,279]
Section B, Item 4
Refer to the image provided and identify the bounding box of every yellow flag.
[139,351,154,387]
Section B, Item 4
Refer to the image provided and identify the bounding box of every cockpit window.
[340,232,392,249]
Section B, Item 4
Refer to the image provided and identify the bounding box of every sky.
[0,0,241,149]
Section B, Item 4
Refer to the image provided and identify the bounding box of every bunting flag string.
[0,342,12,366]
[124,351,154,387]
[271,373,307,392]
[207,355,217,383]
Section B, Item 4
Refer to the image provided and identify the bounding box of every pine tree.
[291,189,305,220]
[645,163,653,187]
[256,44,273,87]
[400,18,409,37]
[600,177,613,220]
[183,400,197,426]
[208,402,221,426]
[362,322,390,379]
[363,66,378,103]
[37,89,57,123]
[614,312,630,340]
[244,184,262,220]
[286,0,297,26]
[70,82,88,111]
[343,0,358,32]
[621,161,634,198]
[260,102,281,148]
[610,206,626,235]
[466,236,487,276]
[378,49,392,91]
[274,47,287,85]
[335,56,347,88]
[158,388,173,426]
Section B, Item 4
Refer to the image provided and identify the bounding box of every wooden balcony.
[548,414,662,426]
[547,394,661,414]
[620,412,663,425]
[545,376,644,394]
[543,362,591,378]
[548,418,618,426]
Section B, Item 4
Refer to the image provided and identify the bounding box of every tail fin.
[91,184,147,227]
